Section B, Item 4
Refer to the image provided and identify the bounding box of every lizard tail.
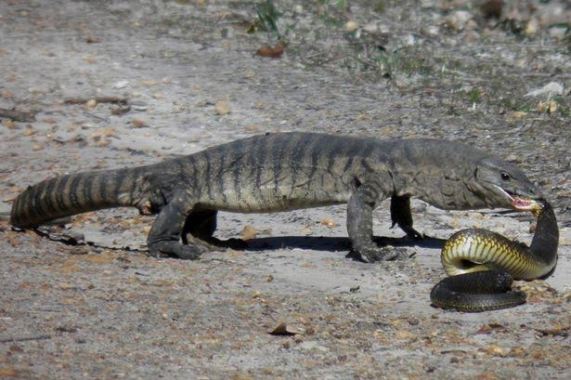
[10,167,147,228]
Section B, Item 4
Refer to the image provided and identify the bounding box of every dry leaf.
[475,323,506,335]
[91,127,116,140]
[231,373,254,380]
[58,282,76,290]
[534,325,570,338]
[524,18,539,37]
[84,55,96,64]
[1,90,14,99]
[215,100,231,115]
[344,20,359,32]
[252,290,263,299]
[22,127,35,136]
[477,372,499,380]
[320,218,336,228]
[395,330,415,340]
[59,258,80,274]
[256,41,285,59]
[0,368,19,377]
[2,119,16,129]
[509,346,526,358]
[131,118,147,128]
[4,231,22,247]
[141,79,159,87]
[111,105,131,116]
[244,124,261,133]
[17,282,35,290]
[482,344,508,357]
[537,100,558,114]
[150,279,176,288]
[240,225,257,240]
[506,111,527,122]
[83,252,116,265]
[85,36,101,43]
[60,297,80,305]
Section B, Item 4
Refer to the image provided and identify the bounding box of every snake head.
[473,157,543,211]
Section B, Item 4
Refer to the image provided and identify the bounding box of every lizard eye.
[501,172,511,181]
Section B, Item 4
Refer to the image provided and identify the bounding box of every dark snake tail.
[431,201,558,312]
[430,271,526,312]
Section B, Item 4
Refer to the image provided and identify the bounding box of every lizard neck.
[386,139,488,210]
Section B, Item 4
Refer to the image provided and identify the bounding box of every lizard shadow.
[242,235,446,252]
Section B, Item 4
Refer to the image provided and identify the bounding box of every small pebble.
[344,20,359,33]
[113,80,129,89]
[130,101,148,112]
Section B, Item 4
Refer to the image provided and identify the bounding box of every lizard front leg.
[347,180,402,262]
[182,209,247,250]
[147,190,207,260]
[390,195,424,240]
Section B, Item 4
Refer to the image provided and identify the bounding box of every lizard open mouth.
[511,196,539,211]
[495,185,540,211]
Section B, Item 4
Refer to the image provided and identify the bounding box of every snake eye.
[501,172,511,181]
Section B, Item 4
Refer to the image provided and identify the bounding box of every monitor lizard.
[9,132,542,262]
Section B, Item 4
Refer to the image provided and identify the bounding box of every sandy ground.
[0,1,569,379]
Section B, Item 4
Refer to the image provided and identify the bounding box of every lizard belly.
[198,170,351,213]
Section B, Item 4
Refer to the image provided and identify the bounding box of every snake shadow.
[243,234,446,252]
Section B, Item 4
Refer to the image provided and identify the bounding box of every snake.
[430,199,559,312]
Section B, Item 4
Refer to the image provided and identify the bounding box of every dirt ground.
[0,0,570,379]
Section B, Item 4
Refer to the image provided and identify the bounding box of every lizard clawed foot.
[148,241,207,260]
[349,244,415,263]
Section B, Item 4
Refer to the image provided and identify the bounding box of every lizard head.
[471,157,543,211]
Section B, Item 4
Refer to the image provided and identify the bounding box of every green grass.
[466,88,482,104]
[255,0,282,40]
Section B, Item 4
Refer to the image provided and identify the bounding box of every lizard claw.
[349,245,414,263]
[403,226,426,241]
[148,241,206,260]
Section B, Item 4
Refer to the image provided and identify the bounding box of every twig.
[65,96,131,116]
[82,111,109,122]
[64,96,129,105]
[0,107,37,122]
[32,227,146,253]
[0,335,52,344]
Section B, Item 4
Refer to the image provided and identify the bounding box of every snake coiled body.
[431,201,558,312]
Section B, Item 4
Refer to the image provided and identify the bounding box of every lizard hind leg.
[147,191,207,260]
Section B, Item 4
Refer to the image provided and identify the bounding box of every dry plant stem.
[64,96,129,105]
[0,335,52,344]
